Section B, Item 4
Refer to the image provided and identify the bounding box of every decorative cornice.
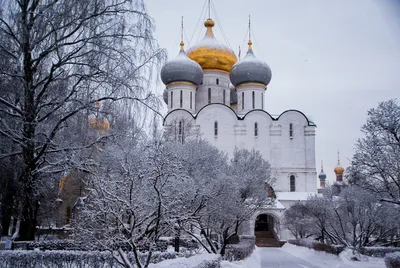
[235,82,266,89]
[167,81,197,87]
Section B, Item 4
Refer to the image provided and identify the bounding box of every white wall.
[236,84,266,115]
[195,71,230,111]
[164,106,317,193]
[166,83,197,113]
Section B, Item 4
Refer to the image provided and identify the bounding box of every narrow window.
[208,88,211,104]
[261,93,264,110]
[252,91,255,109]
[180,90,183,108]
[214,121,218,136]
[254,122,258,137]
[171,91,173,109]
[66,207,71,224]
[178,121,184,143]
[190,92,192,109]
[289,123,293,138]
[242,92,244,110]
[201,80,203,85]
[223,89,226,104]
[290,175,296,192]
[216,78,219,85]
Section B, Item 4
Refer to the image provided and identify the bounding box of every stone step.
[256,241,286,248]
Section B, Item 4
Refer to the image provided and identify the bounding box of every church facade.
[161,17,317,241]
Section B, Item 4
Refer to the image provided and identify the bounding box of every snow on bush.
[221,246,261,268]
[385,252,400,268]
[0,250,193,268]
[0,250,117,268]
[288,238,344,255]
[149,253,221,268]
[26,239,169,252]
[223,236,255,261]
[359,247,400,258]
[27,240,81,250]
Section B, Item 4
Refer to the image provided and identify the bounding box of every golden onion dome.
[88,102,110,132]
[334,166,345,174]
[334,151,345,174]
[187,18,237,73]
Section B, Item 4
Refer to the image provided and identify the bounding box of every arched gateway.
[250,212,283,247]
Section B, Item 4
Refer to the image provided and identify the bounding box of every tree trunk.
[18,194,38,241]
[18,0,38,241]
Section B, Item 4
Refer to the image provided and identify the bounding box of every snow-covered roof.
[273,199,285,209]
[276,192,317,201]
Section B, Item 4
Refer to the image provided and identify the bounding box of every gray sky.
[146,0,400,184]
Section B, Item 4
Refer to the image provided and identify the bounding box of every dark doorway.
[255,214,273,231]
[255,214,282,247]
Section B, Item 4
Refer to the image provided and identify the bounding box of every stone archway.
[253,213,282,247]
[255,214,274,232]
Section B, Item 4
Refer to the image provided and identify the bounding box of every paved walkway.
[259,248,322,268]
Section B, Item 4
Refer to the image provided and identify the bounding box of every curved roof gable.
[163,105,316,127]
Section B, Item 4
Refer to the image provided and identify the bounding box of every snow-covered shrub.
[223,236,255,261]
[0,250,117,268]
[136,250,193,264]
[358,247,400,258]
[149,253,221,268]
[0,250,193,267]
[385,252,400,268]
[288,239,344,255]
[27,240,81,250]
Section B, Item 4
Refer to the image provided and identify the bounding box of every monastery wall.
[164,106,317,193]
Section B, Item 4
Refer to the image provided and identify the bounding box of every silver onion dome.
[318,171,327,180]
[161,49,203,86]
[229,43,272,87]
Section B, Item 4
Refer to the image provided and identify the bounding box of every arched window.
[180,90,183,108]
[190,92,193,109]
[252,91,255,109]
[261,93,264,110]
[290,175,296,192]
[208,88,211,104]
[216,78,219,85]
[214,121,218,136]
[254,122,258,137]
[242,92,244,110]
[223,89,226,104]
[289,123,293,138]
[170,91,173,109]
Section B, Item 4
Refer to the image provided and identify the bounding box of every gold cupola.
[334,151,345,174]
[187,18,237,73]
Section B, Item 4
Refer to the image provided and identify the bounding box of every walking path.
[259,248,322,268]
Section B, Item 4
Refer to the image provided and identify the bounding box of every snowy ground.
[221,244,386,268]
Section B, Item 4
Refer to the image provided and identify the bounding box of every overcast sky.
[146,0,400,184]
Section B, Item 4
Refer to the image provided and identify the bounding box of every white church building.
[161,17,318,242]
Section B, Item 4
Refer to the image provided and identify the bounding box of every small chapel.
[160,11,322,243]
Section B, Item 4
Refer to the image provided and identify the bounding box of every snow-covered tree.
[283,202,314,239]
[177,147,273,255]
[284,184,400,248]
[75,139,190,268]
[349,99,400,206]
[0,0,165,240]
[75,138,273,260]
